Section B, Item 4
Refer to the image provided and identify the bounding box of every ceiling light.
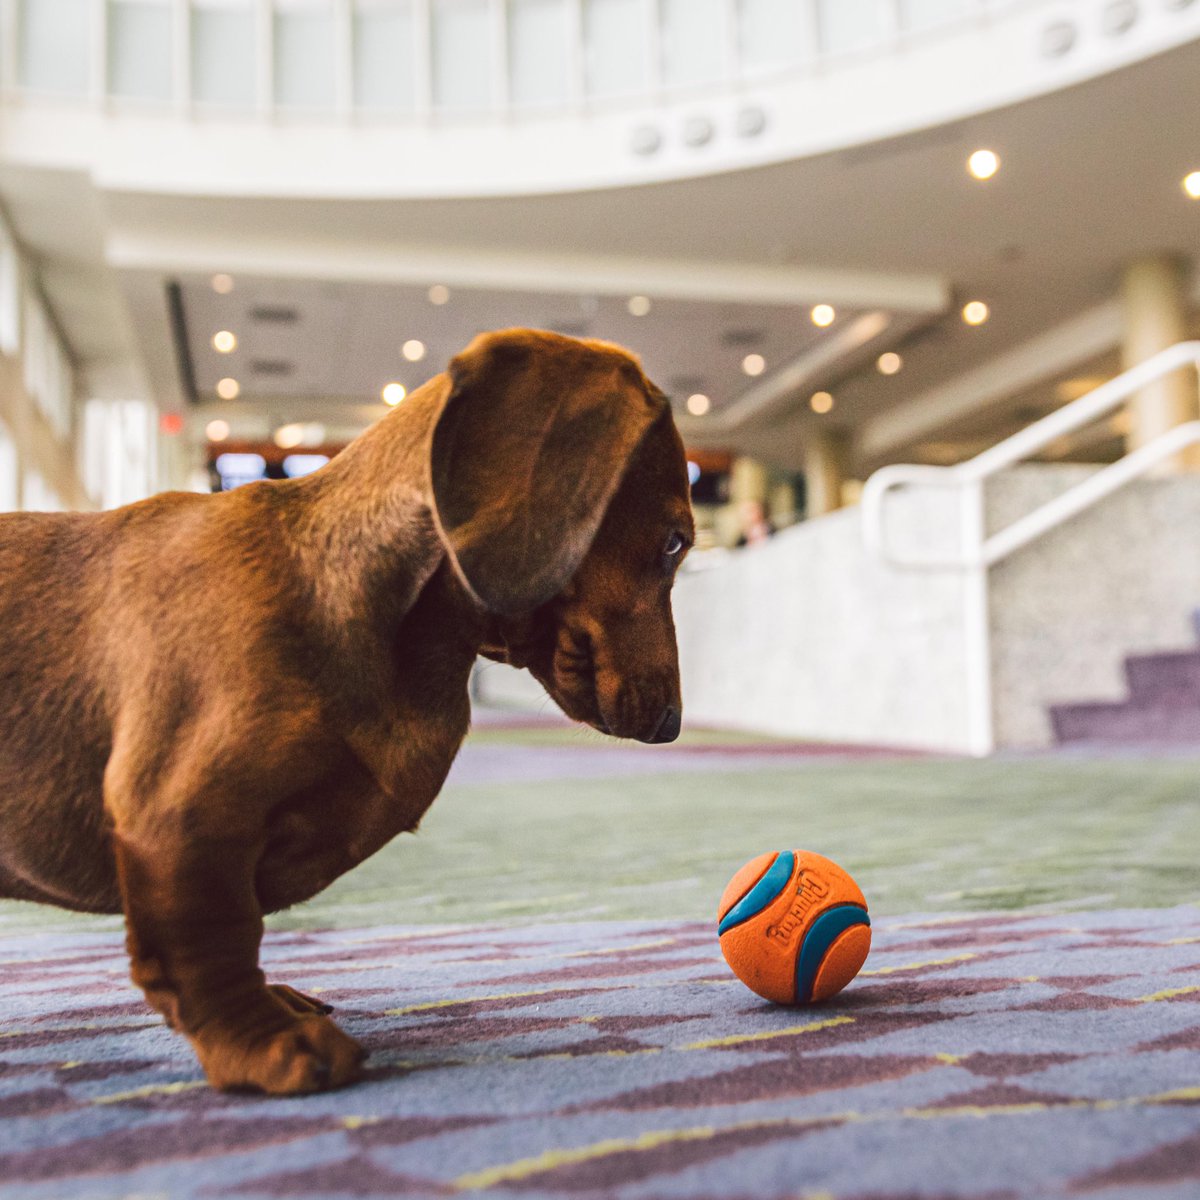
[212,330,237,353]
[877,352,902,375]
[686,393,710,416]
[211,273,235,294]
[962,300,990,326]
[742,353,766,377]
[206,419,231,442]
[628,295,652,317]
[810,391,834,414]
[967,149,1000,181]
[1183,171,1200,199]
[402,339,426,362]
[215,377,240,400]
[382,382,406,406]
[811,304,836,327]
[274,423,306,450]
[428,284,451,305]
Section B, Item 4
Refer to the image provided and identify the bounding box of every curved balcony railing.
[2,0,1049,122]
[3,1,1197,195]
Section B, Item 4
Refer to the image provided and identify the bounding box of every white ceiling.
[3,36,1199,473]
[181,275,870,415]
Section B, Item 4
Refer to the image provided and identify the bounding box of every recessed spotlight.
[274,423,305,450]
[810,391,834,414]
[877,352,902,375]
[206,418,231,441]
[962,300,990,326]
[402,339,426,362]
[742,353,766,377]
[215,377,240,400]
[811,304,836,327]
[382,382,406,406]
[686,393,710,416]
[212,330,237,354]
[967,149,1000,181]
[428,284,451,305]
[628,295,652,317]
[1183,171,1200,199]
[211,273,235,294]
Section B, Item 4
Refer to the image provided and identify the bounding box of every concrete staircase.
[1049,611,1200,745]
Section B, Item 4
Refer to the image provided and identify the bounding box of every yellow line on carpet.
[860,953,977,976]
[562,939,677,958]
[683,1016,854,1050]
[94,1080,206,1104]
[454,1122,746,1190]
[385,987,565,1016]
[1136,984,1200,1003]
[452,1085,1200,1191]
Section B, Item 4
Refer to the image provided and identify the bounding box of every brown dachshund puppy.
[0,329,694,1094]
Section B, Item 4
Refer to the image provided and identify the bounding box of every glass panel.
[661,0,723,88]
[738,0,813,71]
[902,0,967,32]
[354,1,417,113]
[431,0,492,113]
[110,0,173,102]
[583,0,648,99]
[508,0,568,109]
[275,2,336,109]
[23,471,63,513]
[19,0,91,94]
[0,421,16,512]
[818,0,885,55]
[191,2,256,108]
[0,230,19,357]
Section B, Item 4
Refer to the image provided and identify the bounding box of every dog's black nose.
[648,706,682,744]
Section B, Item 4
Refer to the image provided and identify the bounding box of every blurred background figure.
[1,0,1199,755]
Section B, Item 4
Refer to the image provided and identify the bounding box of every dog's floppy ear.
[430,331,667,614]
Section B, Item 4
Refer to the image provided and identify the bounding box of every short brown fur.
[0,329,694,1093]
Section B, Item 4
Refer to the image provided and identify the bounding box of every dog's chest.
[253,722,462,912]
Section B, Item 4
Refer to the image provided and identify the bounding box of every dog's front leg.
[109,815,364,1094]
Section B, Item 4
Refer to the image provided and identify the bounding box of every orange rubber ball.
[717,849,871,1005]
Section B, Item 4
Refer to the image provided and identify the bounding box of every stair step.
[1124,650,1200,704]
[1050,701,1200,745]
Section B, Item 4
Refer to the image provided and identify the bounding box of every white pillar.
[1121,255,1199,469]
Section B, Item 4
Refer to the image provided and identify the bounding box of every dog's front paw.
[193,1012,365,1094]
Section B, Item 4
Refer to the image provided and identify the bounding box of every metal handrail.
[862,341,1200,569]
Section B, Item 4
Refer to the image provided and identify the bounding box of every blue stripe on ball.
[794,904,871,1003]
[717,851,795,936]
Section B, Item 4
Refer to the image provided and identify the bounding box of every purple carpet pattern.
[4,909,1200,1198]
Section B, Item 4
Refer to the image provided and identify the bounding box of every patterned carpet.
[4,908,1200,1198]
[3,718,1200,1198]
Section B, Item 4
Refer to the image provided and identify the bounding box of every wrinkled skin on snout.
[480,415,694,744]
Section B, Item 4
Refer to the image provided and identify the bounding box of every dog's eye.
[662,532,691,573]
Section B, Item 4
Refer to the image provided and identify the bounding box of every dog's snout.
[646,705,682,745]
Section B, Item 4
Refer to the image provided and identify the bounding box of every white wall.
[475,465,1200,753]
[674,499,976,751]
